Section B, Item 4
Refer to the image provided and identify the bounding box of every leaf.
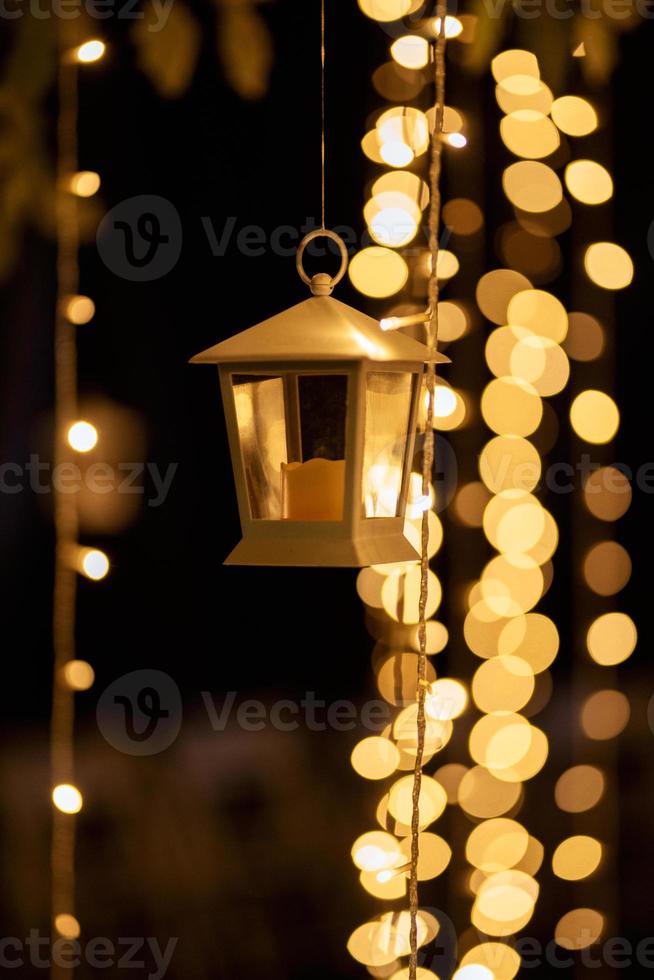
[459,0,510,76]
[573,18,618,85]
[132,0,201,99]
[218,0,273,100]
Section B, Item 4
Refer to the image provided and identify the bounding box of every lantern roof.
[191,296,450,365]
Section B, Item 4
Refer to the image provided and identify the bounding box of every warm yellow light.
[351,737,401,780]
[555,766,604,813]
[394,704,453,761]
[461,942,521,980]
[349,246,409,298]
[510,336,570,396]
[453,967,494,980]
[583,466,632,521]
[458,766,522,819]
[447,133,467,148]
[65,295,95,325]
[425,678,468,720]
[52,784,83,814]
[565,160,613,205]
[499,612,559,673]
[438,300,469,340]
[387,774,447,826]
[583,541,632,596]
[452,482,490,528]
[377,106,430,158]
[500,110,560,160]
[502,161,562,213]
[584,242,633,290]
[365,192,420,247]
[398,831,451,880]
[564,311,605,361]
[491,49,539,83]
[433,15,463,37]
[382,567,441,624]
[552,836,602,881]
[54,914,81,940]
[391,35,430,69]
[444,198,483,236]
[434,762,468,803]
[376,651,437,706]
[483,489,545,555]
[67,420,98,453]
[507,288,568,343]
[555,909,604,950]
[351,831,403,872]
[496,75,553,115]
[581,689,630,740]
[570,389,619,444]
[380,140,415,167]
[69,171,101,197]
[469,712,532,771]
[62,660,95,691]
[358,0,412,22]
[476,268,532,326]
[587,612,637,666]
[75,40,106,63]
[481,377,543,437]
[466,818,529,873]
[479,435,541,494]
[472,655,535,714]
[373,170,429,209]
[433,385,457,418]
[551,95,598,136]
[347,911,432,967]
[79,548,110,581]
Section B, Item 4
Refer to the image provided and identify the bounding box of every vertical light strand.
[409,7,447,979]
[51,21,80,977]
[320,0,326,230]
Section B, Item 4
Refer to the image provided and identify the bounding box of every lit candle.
[281,458,345,520]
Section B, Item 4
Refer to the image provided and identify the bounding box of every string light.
[62,660,95,691]
[68,170,101,197]
[67,420,98,453]
[78,547,110,581]
[64,294,95,325]
[52,784,83,814]
[74,39,106,64]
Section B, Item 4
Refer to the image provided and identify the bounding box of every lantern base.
[224,531,420,567]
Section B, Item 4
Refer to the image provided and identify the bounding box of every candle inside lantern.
[281,458,345,520]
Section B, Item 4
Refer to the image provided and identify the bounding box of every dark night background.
[0,3,652,977]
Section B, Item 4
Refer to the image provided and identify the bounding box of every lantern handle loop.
[296,229,349,296]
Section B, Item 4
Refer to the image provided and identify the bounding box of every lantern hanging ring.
[296,228,349,296]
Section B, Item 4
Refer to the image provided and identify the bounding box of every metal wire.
[408,5,448,978]
[51,21,80,980]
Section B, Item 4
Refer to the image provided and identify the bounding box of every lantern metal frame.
[191,232,449,567]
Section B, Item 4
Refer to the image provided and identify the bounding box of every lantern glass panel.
[363,371,415,518]
[281,374,348,521]
[232,375,288,519]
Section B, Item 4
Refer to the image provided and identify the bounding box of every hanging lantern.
[191,230,449,566]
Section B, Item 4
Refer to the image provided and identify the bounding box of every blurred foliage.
[460,0,643,90]
[0,0,273,282]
